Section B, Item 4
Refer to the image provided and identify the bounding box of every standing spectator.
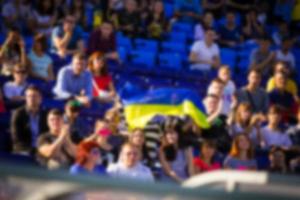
[236,69,269,114]
[51,15,84,57]
[88,52,116,102]
[194,11,216,41]
[37,109,77,170]
[275,37,296,69]
[261,105,292,149]
[268,146,288,174]
[0,28,28,76]
[250,36,275,77]
[67,0,88,30]
[224,134,257,170]
[202,0,225,19]
[218,11,243,47]
[28,34,54,82]
[53,53,93,106]
[189,28,221,71]
[242,9,264,40]
[87,21,119,61]
[107,143,154,182]
[159,127,194,183]
[194,140,221,173]
[70,140,106,175]
[10,85,48,155]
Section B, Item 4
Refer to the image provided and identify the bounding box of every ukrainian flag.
[121,88,209,129]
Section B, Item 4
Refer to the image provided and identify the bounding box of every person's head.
[104,108,120,133]
[72,53,86,75]
[125,0,137,13]
[274,72,287,90]
[203,11,214,28]
[162,127,179,147]
[120,143,140,168]
[76,140,101,167]
[47,109,64,134]
[7,27,21,45]
[267,105,282,126]
[258,36,271,52]
[281,37,293,52]
[153,0,164,14]
[25,85,42,110]
[37,0,54,15]
[269,146,286,168]
[100,21,114,38]
[235,103,252,124]
[208,78,224,97]
[200,140,217,161]
[203,94,220,115]
[247,69,261,88]
[218,65,231,83]
[226,11,236,26]
[32,34,48,54]
[129,128,145,148]
[273,61,290,76]
[65,100,81,119]
[246,9,257,22]
[12,64,27,84]
[88,52,108,76]
[63,15,76,32]
[230,134,254,159]
[204,28,217,44]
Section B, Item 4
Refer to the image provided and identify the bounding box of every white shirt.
[3,81,27,99]
[190,40,220,71]
[222,80,236,115]
[194,24,205,41]
[28,51,53,79]
[261,126,292,148]
[275,50,295,69]
[107,162,154,182]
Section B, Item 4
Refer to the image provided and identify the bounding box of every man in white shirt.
[107,143,154,182]
[189,28,221,71]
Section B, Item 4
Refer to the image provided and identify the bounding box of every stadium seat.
[167,32,187,43]
[220,48,237,69]
[129,50,156,67]
[117,46,128,62]
[164,2,174,19]
[116,33,132,50]
[161,41,187,54]
[134,38,158,52]
[158,52,182,69]
[171,22,194,34]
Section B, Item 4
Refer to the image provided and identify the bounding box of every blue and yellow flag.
[121,88,209,129]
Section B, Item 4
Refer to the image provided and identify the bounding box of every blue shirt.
[70,164,106,175]
[53,65,93,100]
[29,112,40,147]
[175,0,201,14]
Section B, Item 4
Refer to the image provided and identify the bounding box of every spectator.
[207,78,225,113]
[224,134,257,170]
[107,143,154,182]
[287,108,300,146]
[70,140,106,175]
[67,0,88,30]
[117,0,142,37]
[51,15,84,57]
[53,53,93,106]
[87,21,119,61]
[268,146,288,174]
[202,0,225,19]
[236,69,269,114]
[272,20,292,46]
[88,52,116,102]
[273,0,294,23]
[218,11,243,47]
[275,37,296,69]
[194,11,216,41]
[53,0,68,24]
[146,0,167,39]
[28,34,55,82]
[242,9,264,40]
[159,127,194,183]
[194,140,221,173]
[37,109,77,169]
[10,85,48,155]
[0,28,28,76]
[189,28,221,71]
[173,0,201,21]
[250,36,275,77]
[261,105,292,149]
[32,0,57,36]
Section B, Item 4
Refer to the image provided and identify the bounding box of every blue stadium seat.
[129,50,156,67]
[171,22,194,34]
[158,53,182,69]
[220,48,237,69]
[116,33,132,50]
[167,32,187,43]
[117,46,128,62]
[134,38,158,52]
[164,2,175,19]
[161,41,187,54]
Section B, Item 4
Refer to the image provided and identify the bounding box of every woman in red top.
[194,140,221,173]
[88,51,116,102]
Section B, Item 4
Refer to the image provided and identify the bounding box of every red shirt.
[92,75,112,97]
[193,157,221,172]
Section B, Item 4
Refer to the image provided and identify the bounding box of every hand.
[18,38,25,50]
[61,124,70,138]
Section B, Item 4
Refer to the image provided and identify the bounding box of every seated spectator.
[64,100,88,144]
[70,140,106,175]
[173,0,201,21]
[88,52,116,103]
[87,21,119,60]
[261,105,292,149]
[250,36,275,77]
[272,20,292,46]
[32,0,57,36]
[224,134,257,170]
[194,11,216,41]
[287,108,300,146]
[159,127,194,183]
[146,0,167,39]
[217,66,236,115]
[218,11,243,47]
[266,61,298,98]
[189,28,221,71]
[228,103,263,146]
[28,34,54,82]
[117,0,142,37]
[242,9,264,40]
[194,140,221,173]
[3,64,28,104]
[0,27,28,76]
[53,53,93,106]
[11,85,48,155]
[275,37,296,69]
[67,0,88,30]
[37,109,77,170]
[268,146,288,174]
[202,0,225,19]
[107,143,154,182]
[236,69,269,114]
[51,15,84,57]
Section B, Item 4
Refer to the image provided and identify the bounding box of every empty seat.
[161,41,187,54]
[134,38,158,52]
[220,48,237,69]
[129,50,156,67]
[158,53,182,69]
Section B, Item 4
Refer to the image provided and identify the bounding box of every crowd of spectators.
[0,0,300,184]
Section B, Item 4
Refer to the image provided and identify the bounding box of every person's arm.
[186,147,195,177]
[53,28,73,52]
[47,64,55,81]
[53,68,72,99]
[251,51,275,71]
[64,133,77,159]
[189,52,213,65]
[105,51,119,61]
[10,110,24,152]
[19,38,27,68]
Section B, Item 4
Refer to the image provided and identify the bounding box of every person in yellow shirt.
[292,0,300,21]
